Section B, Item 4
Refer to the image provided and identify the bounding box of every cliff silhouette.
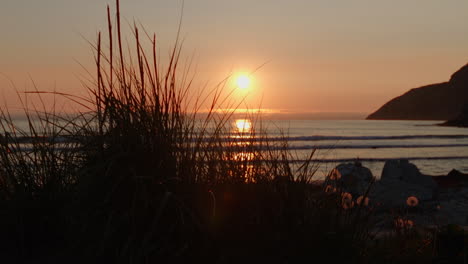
[367,63,468,120]
[441,103,468,127]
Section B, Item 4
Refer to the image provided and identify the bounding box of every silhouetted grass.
[0,103,83,262]
[0,1,441,263]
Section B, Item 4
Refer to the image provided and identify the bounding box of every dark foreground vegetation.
[0,1,465,263]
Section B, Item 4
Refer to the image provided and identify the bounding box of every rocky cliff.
[440,103,468,127]
[367,64,468,120]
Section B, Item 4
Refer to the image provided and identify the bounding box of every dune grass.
[0,1,445,263]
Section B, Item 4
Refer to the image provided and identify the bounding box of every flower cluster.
[341,192,354,209]
[394,217,414,229]
[356,196,369,206]
[325,185,337,193]
[329,168,341,180]
[340,193,371,210]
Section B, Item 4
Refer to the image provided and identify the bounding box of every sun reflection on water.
[235,119,252,133]
[230,118,255,182]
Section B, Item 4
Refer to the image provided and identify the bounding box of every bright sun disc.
[236,75,251,89]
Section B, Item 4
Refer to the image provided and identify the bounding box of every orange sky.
[1,0,468,115]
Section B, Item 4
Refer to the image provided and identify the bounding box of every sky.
[1,0,468,115]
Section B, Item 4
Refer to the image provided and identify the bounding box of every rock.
[324,162,374,196]
[433,169,468,189]
[457,188,468,199]
[432,187,468,225]
[370,160,437,207]
[381,159,437,189]
[371,181,434,208]
[447,169,468,180]
[434,199,468,226]
[441,103,468,127]
[367,63,468,120]
[324,161,468,226]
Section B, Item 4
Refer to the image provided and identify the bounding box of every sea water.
[249,119,468,178]
[6,116,468,178]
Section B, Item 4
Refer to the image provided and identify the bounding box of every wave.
[11,142,468,152]
[5,134,468,144]
[275,144,468,150]
[264,134,468,142]
[198,143,468,152]
[279,156,468,163]
[196,156,468,164]
[197,134,468,143]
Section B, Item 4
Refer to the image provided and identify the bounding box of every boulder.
[434,200,468,225]
[380,159,437,189]
[447,169,468,179]
[433,169,468,189]
[371,181,434,208]
[324,162,374,196]
[371,160,438,207]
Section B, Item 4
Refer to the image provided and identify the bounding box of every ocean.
[6,116,468,178]
[233,119,468,178]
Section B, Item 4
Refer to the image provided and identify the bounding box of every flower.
[325,185,336,193]
[405,220,414,229]
[406,196,419,207]
[356,196,369,206]
[341,192,354,209]
[329,168,341,180]
[394,218,414,229]
[394,218,405,229]
[342,200,354,210]
[341,192,352,203]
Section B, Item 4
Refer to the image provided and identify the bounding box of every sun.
[236,74,251,90]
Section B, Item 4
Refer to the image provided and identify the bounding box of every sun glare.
[236,75,251,90]
[235,119,252,133]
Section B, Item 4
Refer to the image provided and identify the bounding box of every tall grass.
[69,2,329,260]
[0,99,84,261]
[0,1,438,263]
